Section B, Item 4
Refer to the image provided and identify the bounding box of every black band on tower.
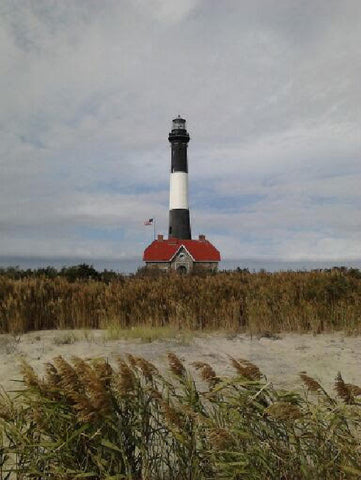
[169,209,191,239]
[171,142,188,172]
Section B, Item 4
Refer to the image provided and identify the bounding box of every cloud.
[132,0,201,24]
[0,1,360,266]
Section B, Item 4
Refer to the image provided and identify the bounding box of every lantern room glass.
[172,117,186,131]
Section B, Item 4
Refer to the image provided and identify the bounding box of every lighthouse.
[168,116,191,239]
[143,116,220,273]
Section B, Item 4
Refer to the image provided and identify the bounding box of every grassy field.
[0,266,360,335]
[1,354,361,479]
[1,266,361,477]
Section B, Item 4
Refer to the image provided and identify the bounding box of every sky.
[1,0,360,264]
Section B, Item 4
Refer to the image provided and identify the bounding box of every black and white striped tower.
[168,116,191,239]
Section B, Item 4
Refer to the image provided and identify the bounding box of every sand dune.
[1,330,360,394]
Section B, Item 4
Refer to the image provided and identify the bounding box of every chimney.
[157,234,164,241]
[199,234,206,241]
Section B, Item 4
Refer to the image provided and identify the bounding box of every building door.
[176,265,187,274]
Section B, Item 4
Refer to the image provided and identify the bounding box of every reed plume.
[115,357,136,395]
[53,356,81,395]
[72,357,111,416]
[346,383,361,396]
[44,362,61,389]
[134,356,159,381]
[167,352,186,378]
[334,372,353,404]
[299,372,323,392]
[192,361,219,387]
[19,359,42,389]
[92,358,113,387]
[0,389,15,422]
[229,357,262,380]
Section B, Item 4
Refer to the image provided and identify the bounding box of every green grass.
[53,331,79,345]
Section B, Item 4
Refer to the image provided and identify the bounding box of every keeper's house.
[143,234,220,274]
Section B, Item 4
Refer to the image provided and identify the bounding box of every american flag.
[144,218,153,226]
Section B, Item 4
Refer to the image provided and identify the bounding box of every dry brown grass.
[0,268,360,334]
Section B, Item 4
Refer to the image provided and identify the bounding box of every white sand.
[1,330,360,394]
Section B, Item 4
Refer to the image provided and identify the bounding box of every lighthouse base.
[168,209,191,239]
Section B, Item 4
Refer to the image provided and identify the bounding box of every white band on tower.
[169,172,189,210]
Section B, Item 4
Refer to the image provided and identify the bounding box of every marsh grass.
[0,268,360,335]
[0,355,361,479]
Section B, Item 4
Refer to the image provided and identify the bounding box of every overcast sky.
[1,0,360,263]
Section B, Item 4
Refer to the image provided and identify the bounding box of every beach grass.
[0,354,360,479]
[0,267,360,335]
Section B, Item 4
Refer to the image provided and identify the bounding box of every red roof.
[143,238,221,262]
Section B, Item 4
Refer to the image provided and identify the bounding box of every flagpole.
[153,217,156,240]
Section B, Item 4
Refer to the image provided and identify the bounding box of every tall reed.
[0,355,360,478]
[0,268,360,334]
